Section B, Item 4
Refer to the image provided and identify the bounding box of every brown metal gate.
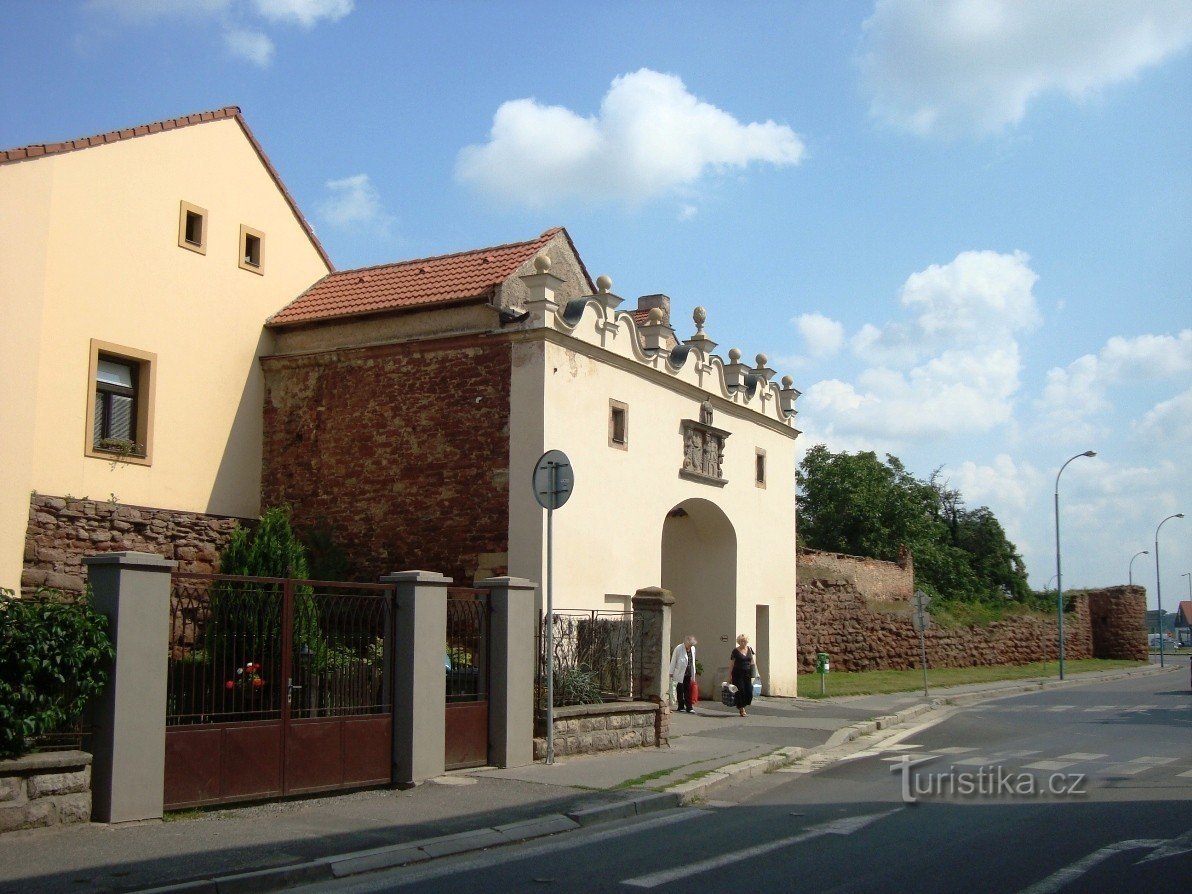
[164,573,395,810]
[445,588,490,770]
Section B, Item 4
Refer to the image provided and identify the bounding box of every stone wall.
[261,335,511,586]
[532,702,659,759]
[796,578,1096,673]
[0,751,91,834]
[22,495,242,597]
[1085,586,1148,661]
[797,547,914,601]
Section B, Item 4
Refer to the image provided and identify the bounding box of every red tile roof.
[1,106,333,271]
[269,228,588,327]
[1177,600,1192,626]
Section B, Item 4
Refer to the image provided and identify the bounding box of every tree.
[797,446,1031,602]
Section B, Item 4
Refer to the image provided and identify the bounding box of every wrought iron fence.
[535,610,641,708]
[167,573,394,726]
[446,589,488,703]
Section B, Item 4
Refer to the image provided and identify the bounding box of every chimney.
[636,294,670,327]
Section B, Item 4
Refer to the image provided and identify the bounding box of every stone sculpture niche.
[680,401,730,487]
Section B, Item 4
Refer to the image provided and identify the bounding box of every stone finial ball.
[647,307,664,324]
[533,253,551,273]
[596,274,613,294]
[756,353,768,368]
[781,375,794,389]
[728,347,741,362]
[693,306,707,327]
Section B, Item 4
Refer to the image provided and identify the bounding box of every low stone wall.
[22,494,245,597]
[0,751,92,833]
[533,702,659,760]
[796,578,1095,673]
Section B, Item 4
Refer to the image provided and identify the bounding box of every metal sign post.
[532,450,574,765]
[912,590,932,697]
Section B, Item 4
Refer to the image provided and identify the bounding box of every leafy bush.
[0,587,114,759]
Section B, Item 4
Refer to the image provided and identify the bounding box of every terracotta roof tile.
[269,228,577,327]
[1,106,333,272]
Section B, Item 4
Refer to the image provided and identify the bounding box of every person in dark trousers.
[669,635,697,712]
[729,634,757,717]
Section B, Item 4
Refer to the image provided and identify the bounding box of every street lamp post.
[1129,550,1149,587]
[1154,513,1185,669]
[1055,450,1096,681]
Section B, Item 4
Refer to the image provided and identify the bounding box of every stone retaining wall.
[797,547,914,601]
[0,751,92,833]
[533,702,659,759]
[796,578,1096,673]
[1085,586,1148,661]
[22,494,244,597]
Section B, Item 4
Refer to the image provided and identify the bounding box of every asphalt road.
[299,670,1192,893]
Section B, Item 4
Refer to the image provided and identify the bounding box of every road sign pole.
[545,492,554,765]
[918,612,929,697]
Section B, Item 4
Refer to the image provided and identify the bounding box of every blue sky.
[4,1,1190,607]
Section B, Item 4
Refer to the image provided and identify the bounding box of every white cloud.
[794,313,844,358]
[224,28,274,67]
[860,0,1192,136]
[251,0,353,28]
[1136,387,1192,443]
[318,173,393,236]
[1035,330,1192,433]
[456,68,804,208]
[953,454,1041,512]
[678,204,698,221]
[800,250,1040,442]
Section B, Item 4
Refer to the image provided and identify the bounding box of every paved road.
[297,670,1192,893]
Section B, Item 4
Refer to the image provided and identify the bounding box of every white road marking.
[883,744,923,750]
[1045,705,1075,712]
[1130,756,1176,765]
[993,750,1042,758]
[1082,706,1115,712]
[1177,769,1192,778]
[1023,760,1079,771]
[933,746,979,754]
[952,757,994,766]
[1057,753,1107,761]
[621,810,900,888]
[1019,829,1192,894]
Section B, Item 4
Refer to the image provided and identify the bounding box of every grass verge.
[797,658,1148,698]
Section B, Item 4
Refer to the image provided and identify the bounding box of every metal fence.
[536,610,641,708]
[446,589,489,703]
[167,573,393,726]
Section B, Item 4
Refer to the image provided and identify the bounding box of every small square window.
[239,224,265,274]
[609,400,628,449]
[755,449,767,488]
[178,201,207,254]
[86,340,155,465]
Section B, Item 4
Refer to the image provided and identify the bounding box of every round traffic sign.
[532,450,574,510]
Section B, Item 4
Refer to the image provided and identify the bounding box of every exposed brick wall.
[261,335,511,585]
[797,547,914,601]
[795,578,1100,673]
[21,494,241,597]
[1084,586,1148,661]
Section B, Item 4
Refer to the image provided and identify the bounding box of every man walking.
[669,635,697,713]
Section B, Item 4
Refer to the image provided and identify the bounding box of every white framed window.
[609,399,628,449]
[755,448,767,488]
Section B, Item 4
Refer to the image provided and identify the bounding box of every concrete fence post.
[477,576,537,768]
[83,551,176,824]
[632,587,674,702]
[381,570,452,788]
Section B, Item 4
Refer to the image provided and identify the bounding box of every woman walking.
[729,634,757,717]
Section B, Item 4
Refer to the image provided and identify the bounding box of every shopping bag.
[720,682,737,707]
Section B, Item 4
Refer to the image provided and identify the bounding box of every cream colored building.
[0,108,332,593]
[264,232,802,695]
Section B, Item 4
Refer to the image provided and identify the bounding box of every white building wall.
[507,292,799,694]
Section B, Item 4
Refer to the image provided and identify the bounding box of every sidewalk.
[0,663,1174,894]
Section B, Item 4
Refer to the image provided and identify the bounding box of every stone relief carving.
[680,412,730,485]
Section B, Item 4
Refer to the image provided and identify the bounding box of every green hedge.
[0,588,114,760]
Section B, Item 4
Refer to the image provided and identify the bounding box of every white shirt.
[670,642,696,678]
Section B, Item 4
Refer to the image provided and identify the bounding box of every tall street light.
[1154,512,1185,668]
[1055,450,1096,680]
[1129,550,1149,587]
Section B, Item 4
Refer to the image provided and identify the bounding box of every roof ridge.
[0,106,242,163]
[325,228,563,278]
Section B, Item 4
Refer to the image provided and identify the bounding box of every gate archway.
[661,498,737,697]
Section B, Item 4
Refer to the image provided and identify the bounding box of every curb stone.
[136,793,680,893]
